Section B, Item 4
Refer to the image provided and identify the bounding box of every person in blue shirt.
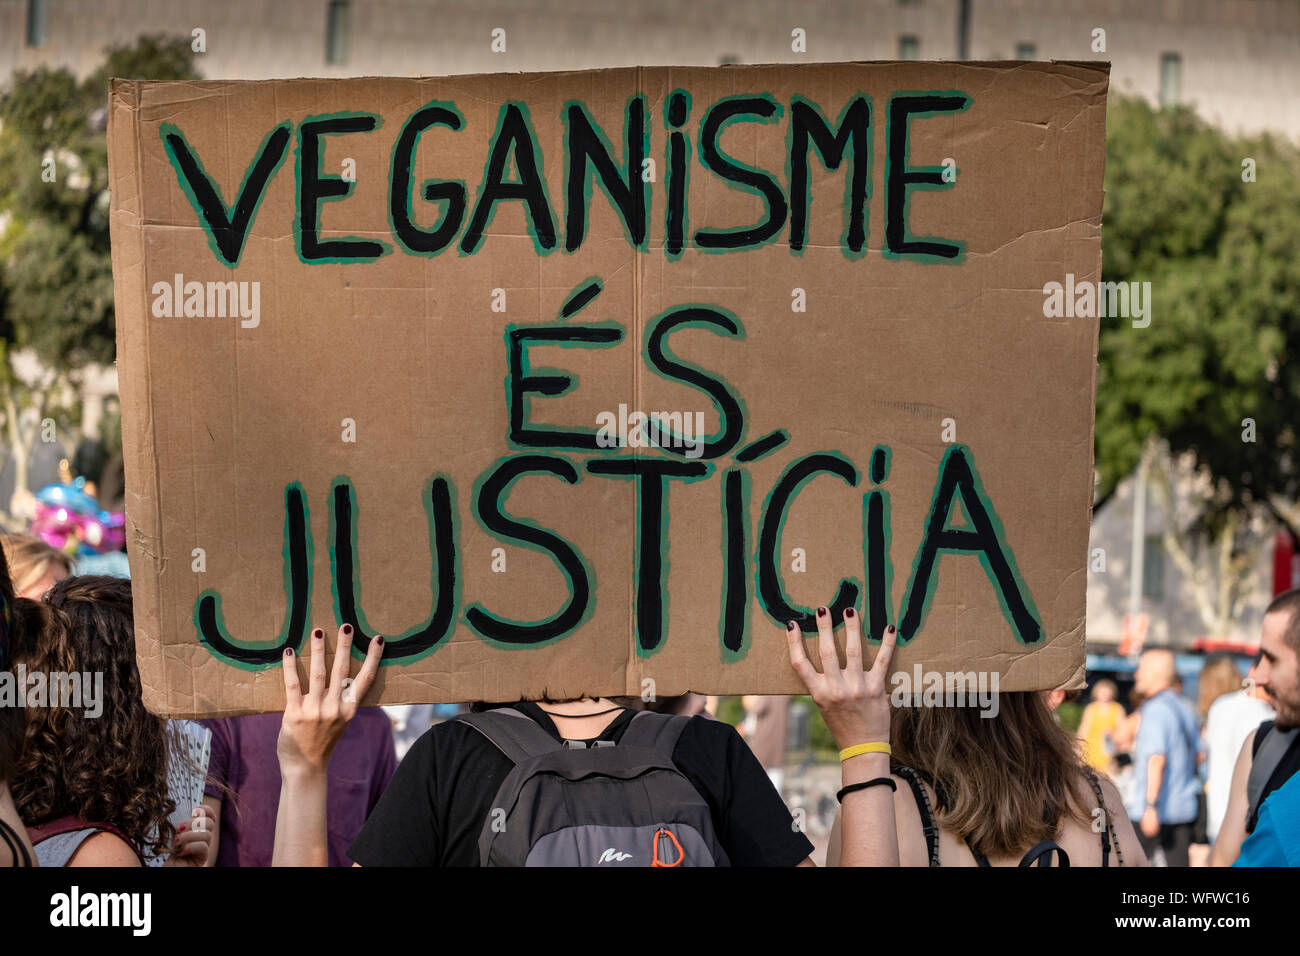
[1126,649,1204,866]
[1235,769,1300,866]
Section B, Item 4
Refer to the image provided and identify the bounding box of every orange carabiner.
[651,827,685,867]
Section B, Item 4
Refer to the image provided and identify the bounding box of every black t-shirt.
[348,703,813,866]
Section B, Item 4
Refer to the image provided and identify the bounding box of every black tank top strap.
[0,817,32,867]
[1082,768,1119,867]
[1020,840,1071,867]
[892,764,941,867]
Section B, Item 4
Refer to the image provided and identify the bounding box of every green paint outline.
[159,119,291,268]
[464,453,596,650]
[562,94,650,251]
[460,101,557,257]
[784,93,873,262]
[693,92,786,253]
[754,451,863,630]
[559,275,604,320]
[293,109,393,264]
[641,304,749,457]
[589,458,713,659]
[193,480,313,671]
[663,88,692,262]
[504,320,626,451]
[882,90,971,265]
[720,466,753,663]
[862,444,893,645]
[327,474,461,666]
[386,99,468,258]
[898,443,1043,646]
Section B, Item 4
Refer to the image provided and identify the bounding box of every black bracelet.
[836,777,897,803]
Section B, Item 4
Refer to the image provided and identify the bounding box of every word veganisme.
[160,89,972,266]
[194,279,1041,671]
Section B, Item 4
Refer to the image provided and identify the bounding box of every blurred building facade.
[1,0,1298,138]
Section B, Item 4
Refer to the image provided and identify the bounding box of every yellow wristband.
[839,742,891,762]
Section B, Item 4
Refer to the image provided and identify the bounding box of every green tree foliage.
[0,34,198,373]
[1097,96,1300,539]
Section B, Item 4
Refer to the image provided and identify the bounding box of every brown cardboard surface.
[107,62,1108,718]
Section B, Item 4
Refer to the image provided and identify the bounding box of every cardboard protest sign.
[107,61,1108,718]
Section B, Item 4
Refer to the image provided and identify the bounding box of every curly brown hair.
[10,575,175,857]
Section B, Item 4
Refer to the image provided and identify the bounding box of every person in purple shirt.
[199,708,396,866]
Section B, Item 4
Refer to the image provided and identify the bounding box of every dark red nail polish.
[888,625,896,633]
[375,635,384,646]
[786,621,796,631]
[342,623,353,636]
[844,608,855,618]
[312,628,323,639]
[817,606,827,617]
[179,824,186,831]
[285,647,294,657]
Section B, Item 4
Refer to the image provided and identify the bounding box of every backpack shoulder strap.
[617,711,688,754]
[455,708,564,764]
[1246,721,1300,833]
[1251,720,1275,758]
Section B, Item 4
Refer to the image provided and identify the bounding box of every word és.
[151,273,261,328]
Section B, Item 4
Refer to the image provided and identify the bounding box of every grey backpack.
[456,707,730,867]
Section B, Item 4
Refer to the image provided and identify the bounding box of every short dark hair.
[1265,588,1300,652]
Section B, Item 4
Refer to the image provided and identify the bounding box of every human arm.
[66,831,142,867]
[785,606,899,867]
[1210,729,1255,867]
[271,624,383,867]
[1141,752,1166,837]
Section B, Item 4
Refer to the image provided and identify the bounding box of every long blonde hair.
[0,533,74,598]
[891,692,1093,858]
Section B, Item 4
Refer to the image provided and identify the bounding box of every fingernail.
[375,635,384,646]
[284,647,294,658]
[179,824,186,831]
[786,621,797,632]
[844,608,855,618]
[342,623,353,636]
[888,625,896,633]
[312,628,324,640]
[817,607,827,617]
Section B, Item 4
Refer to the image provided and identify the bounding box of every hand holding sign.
[788,608,900,867]
[786,607,896,752]
[277,624,383,775]
[272,625,383,867]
